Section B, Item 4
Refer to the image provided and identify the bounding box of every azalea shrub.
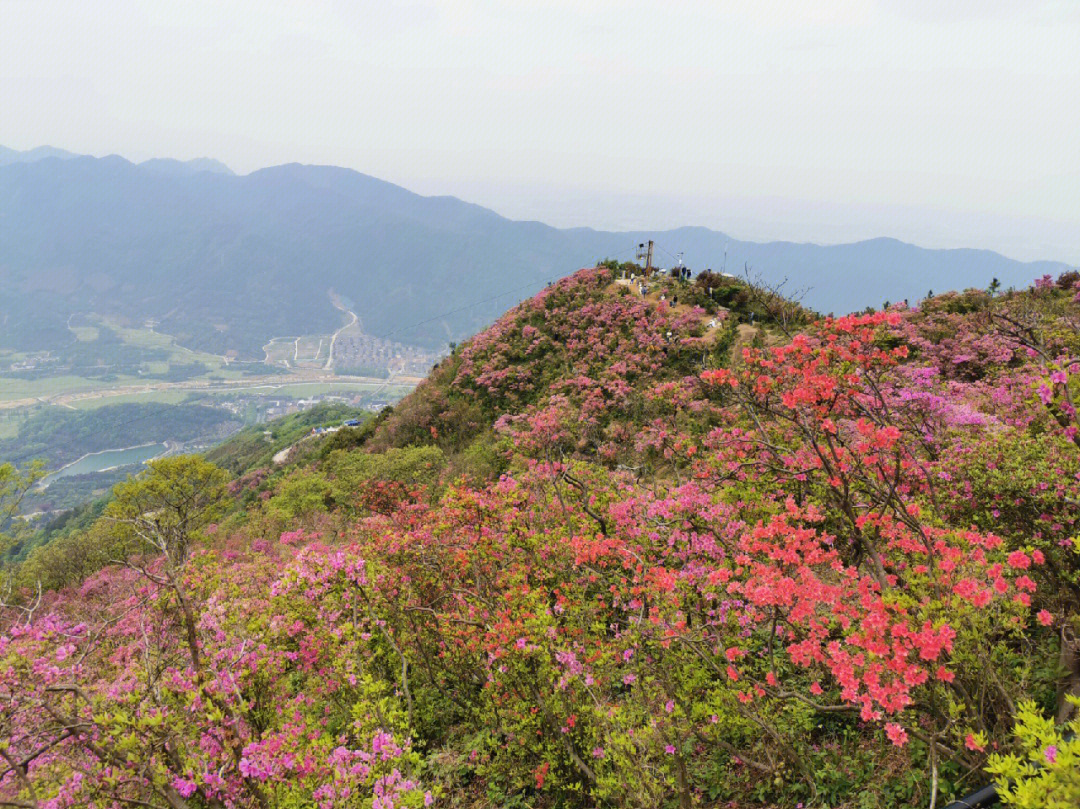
[4,268,1080,808]
[0,538,433,809]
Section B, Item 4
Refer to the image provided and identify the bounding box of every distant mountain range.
[0,145,233,176]
[0,145,82,165]
[1,147,1073,356]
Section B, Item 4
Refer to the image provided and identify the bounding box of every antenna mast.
[635,240,655,275]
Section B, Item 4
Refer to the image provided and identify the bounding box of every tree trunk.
[1056,619,1080,724]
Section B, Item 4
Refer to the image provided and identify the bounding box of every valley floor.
[0,370,424,411]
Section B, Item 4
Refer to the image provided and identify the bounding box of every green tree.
[15,520,119,592]
[105,455,228,569]
[0,460,46,557]
[104,455,229,678]
[269,470,334,521]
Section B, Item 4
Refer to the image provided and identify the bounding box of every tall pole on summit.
[635,240,655,276]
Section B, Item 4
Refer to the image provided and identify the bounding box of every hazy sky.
[3,0,1079,263]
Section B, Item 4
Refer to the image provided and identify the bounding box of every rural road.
[325,310,358,370]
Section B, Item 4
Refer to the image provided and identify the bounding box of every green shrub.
[986,699,1080,808]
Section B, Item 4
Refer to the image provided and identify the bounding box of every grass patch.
[69,326,99,342]
[99,316,229,369]
[0,415,24,439]
[0,374,148,402]
[262,339,296,365]
[295,336,327,363]
[67,390,195,409]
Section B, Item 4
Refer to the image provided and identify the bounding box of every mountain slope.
[1,151,1072,358]
[5,268,1080,807]
[0,156,596,354]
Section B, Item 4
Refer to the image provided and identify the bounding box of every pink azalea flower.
[885,723,908,747]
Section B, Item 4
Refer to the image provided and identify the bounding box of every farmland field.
[294,336,328,364]
[67,390,194,409]
[0,374,149,402]
[0,413,22,439]
[262,338,297,366]
[68,325,99,342]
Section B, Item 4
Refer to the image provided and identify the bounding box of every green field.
[200,381,410,398]
[263,338,298,365]
[67,390,196,409]
[294,336,327,364]
[0,412,24,439]
[98,316,252,380]
[100,317,224,363]
[0,317,256,403]
[69,325,99,342]
[0,373,148,402]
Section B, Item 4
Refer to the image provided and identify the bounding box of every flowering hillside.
[3,268,1080,808]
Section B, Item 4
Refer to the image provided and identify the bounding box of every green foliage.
[10,455,229,591]
[597,258,644,275]
[455,434,510,481]
[0,402,239,470]
[0,459,46,555]
[986,699,1080,808]
[14,518,125,591]
[5,491,110,563]
[206,403,367,475]
[268,471,335,522]
[920,288,993,315]
[319,414,382,456]
[326,445,446,494]
[105,455,229,564]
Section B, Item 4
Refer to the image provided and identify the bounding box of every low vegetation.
[205,402,370,475]
[2,268,1079,807]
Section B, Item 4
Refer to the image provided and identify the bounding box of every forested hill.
[0,402,239,470]
[3,268,1080,807]
[1,150,1072,357]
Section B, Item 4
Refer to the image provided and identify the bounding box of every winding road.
[325,303,359,370]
